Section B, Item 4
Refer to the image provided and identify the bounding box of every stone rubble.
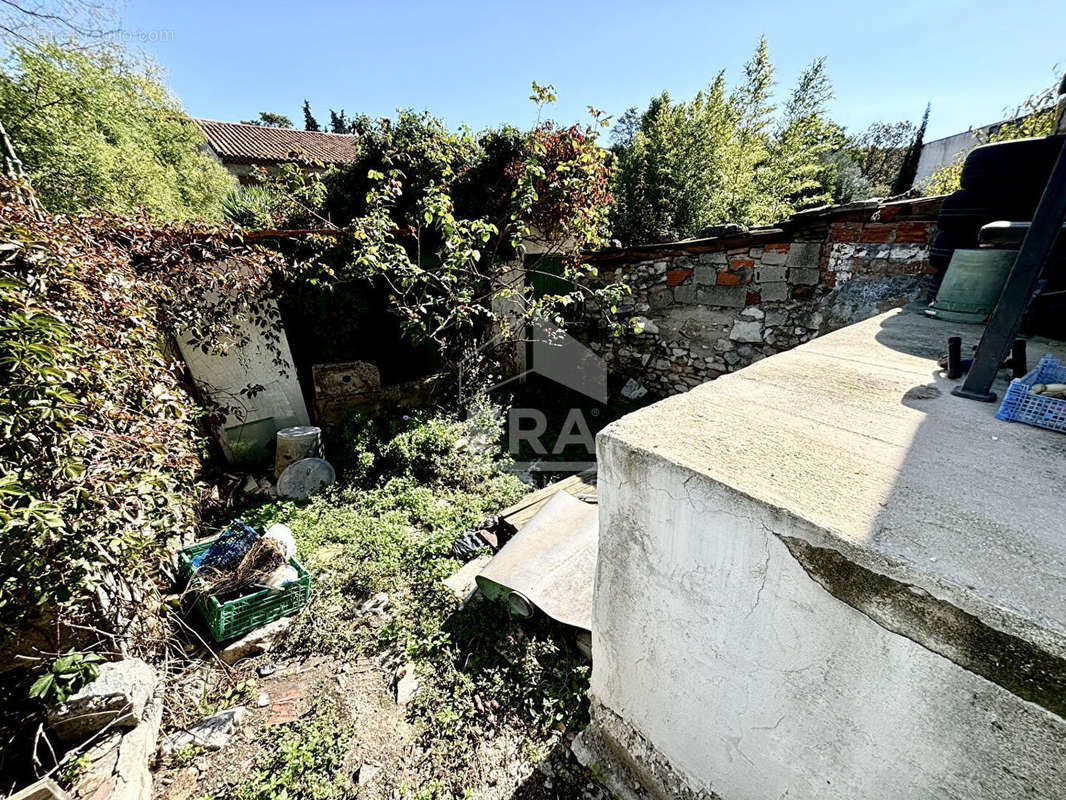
[394,662,419,705]
[48,658,157,744]
[218,616,291,665]
[161,707,247,753]
[69,692,163,800]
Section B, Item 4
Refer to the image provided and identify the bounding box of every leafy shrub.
[322,109,479,234]
[220,186,276,228]
[331,397,509,491]
[379,417,466,484]
[297,99,622,375]
[0,179,284,646]
[0,41,234,220]
[325,412,381,483]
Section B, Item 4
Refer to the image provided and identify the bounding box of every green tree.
[241,111,293,128]
[760,56,836,220]
[329,108,349,133]
[0,40,234,219]
[848,120,915,195]
[609,39,838,243]
[723,37,776,223]
[302,99,320,131]
[609,91,681,240]
[891,102,929,195]
[610,106,640,148]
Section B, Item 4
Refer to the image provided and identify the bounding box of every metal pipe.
[507,591,535,619]
[947,337,963,379]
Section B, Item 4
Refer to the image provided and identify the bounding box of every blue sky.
[121,0,1064,142]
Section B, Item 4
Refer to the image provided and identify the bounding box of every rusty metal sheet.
[476,490,598,631]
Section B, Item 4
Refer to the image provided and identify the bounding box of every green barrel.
[926,248,1019,324]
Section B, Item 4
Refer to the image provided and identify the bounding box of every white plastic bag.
[263,523,296,560]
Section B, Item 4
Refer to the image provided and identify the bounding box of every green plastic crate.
[178,538,310,642]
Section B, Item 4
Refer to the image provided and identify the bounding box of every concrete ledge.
[781,534,1066,716]
[600,309,1066,667]
[591,309,1066,799]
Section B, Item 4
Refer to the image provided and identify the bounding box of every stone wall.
[580,196,943,397]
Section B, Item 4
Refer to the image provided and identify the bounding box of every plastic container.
[277,457,335,499]
[995,355,1066,434]
[924,248,1018,324]
[178,538,310,641]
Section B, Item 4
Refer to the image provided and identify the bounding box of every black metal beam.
[953,140,1066,402]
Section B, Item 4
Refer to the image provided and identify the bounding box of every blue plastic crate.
[995,355,1066,434]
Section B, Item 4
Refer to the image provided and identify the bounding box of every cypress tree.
[329,109,349,134]
[303,100,319,131]
[891,102,930,195]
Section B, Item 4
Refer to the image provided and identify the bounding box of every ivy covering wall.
[0,179,282,648]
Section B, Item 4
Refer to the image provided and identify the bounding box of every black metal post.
[947,336,963,379]
[1011,339,1028,378]
[954,141,1066,402]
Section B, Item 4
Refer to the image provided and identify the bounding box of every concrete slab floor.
[601,308,1066,670]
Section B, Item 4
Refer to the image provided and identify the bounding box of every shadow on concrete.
[842,310,1066,712]
[584,306,1066,796]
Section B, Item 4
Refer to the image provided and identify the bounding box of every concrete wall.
[580,197,942,397]
[578,311,1066,800]
[914,129,983,184]
[177,301,309,464]
[914,110,1044,184]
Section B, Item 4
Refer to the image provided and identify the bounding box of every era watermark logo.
[488,318,607,474]
[507,406,596,469]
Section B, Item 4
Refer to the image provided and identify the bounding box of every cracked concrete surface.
[585,309,1066,800]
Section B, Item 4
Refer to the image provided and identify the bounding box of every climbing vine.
[0,178,285,647]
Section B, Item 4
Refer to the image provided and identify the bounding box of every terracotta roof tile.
[194,118,358,166]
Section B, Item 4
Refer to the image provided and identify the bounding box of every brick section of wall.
[581,197,942,397]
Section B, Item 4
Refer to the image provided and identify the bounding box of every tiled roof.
[193,118,358,166]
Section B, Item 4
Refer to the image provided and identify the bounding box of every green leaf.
[29,673,54,700]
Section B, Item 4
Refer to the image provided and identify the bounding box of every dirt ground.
[152,646,609,800]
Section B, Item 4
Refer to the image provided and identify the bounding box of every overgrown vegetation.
[237,407,591,797]
[0,63,629,658]
[245,404,528,657]
[234,699,354,800]
[245,89,626,393]
[609,39,840,242]
[0,179,283,645]
[608,38,1018,241]
[0,41,234,219]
